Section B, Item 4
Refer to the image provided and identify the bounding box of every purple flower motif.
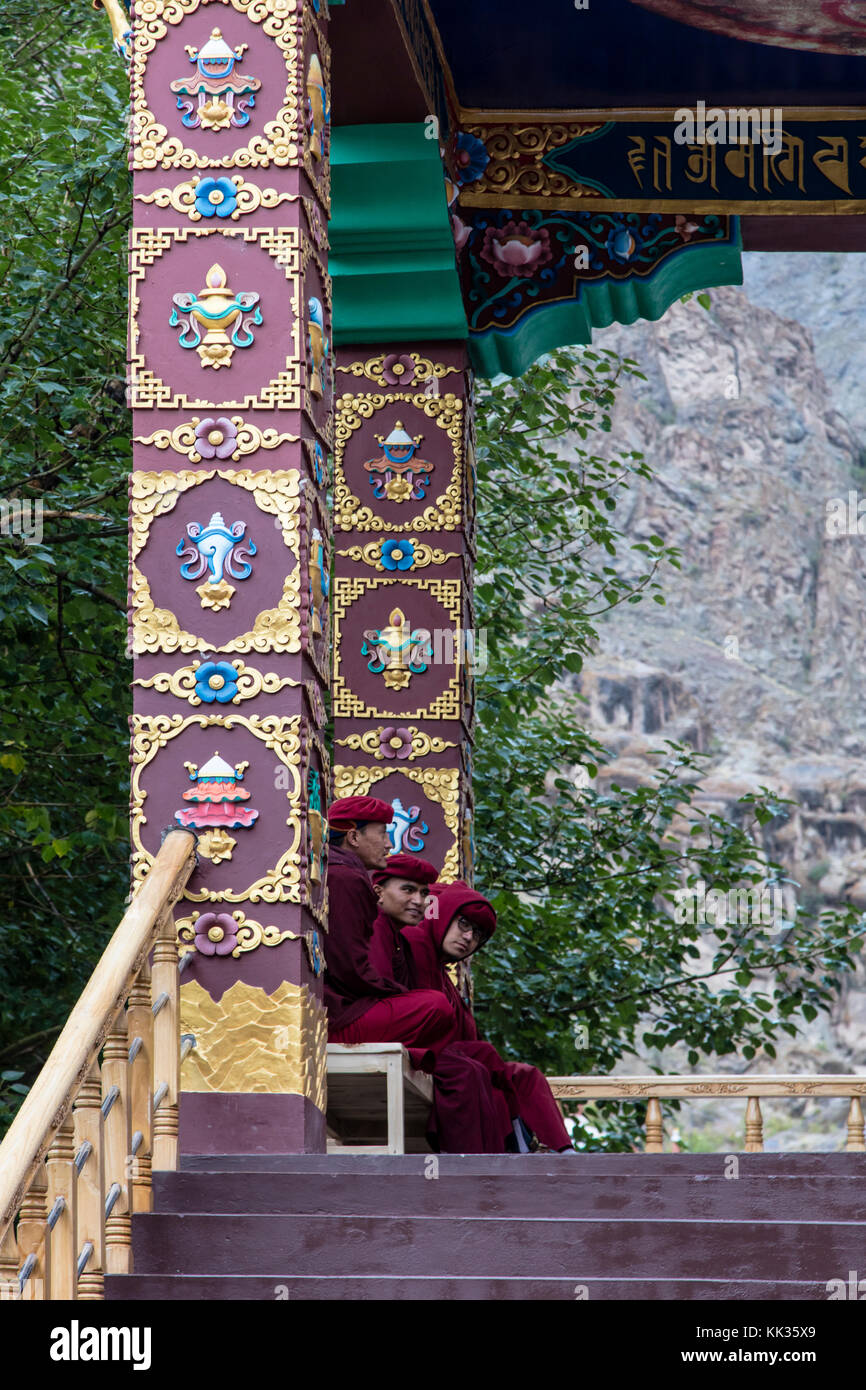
[379,726,413,760]
[194,416,237,461]
[480,220,553,280]
[382,353,416,387]
[194,911,238,956]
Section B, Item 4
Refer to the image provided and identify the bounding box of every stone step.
[153,1169,866,1221]
[179,1152,866,1177]
[106,1273,833,1301]
[128,1212,866,1280]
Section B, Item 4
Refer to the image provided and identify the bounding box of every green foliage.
[470,349,865,1149]
[0,4,132,1120]
[0,7,861,1158]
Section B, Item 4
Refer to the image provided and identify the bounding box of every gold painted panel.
[180,978,327,1109]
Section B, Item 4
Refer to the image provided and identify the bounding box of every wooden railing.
[0,829,196,1300]
[548,1074,866,1153]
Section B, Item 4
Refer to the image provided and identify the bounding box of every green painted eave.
[330,123,468,344]
[468,228,744,379]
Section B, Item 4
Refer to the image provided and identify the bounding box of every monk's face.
[346,821,391,868]
[376,877,430,924]
[440,914,485,962]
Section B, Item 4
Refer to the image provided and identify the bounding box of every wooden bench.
[326,1043,435,1154]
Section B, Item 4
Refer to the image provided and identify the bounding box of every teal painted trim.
[330,122,467,344]
[467,226,743,378]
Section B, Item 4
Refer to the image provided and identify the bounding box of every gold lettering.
[766,132,806,193]
[684,142,718,191]
[724,141,756,192]
[652,136,672,192]
[627,135,646,189]
[813,135,851,195]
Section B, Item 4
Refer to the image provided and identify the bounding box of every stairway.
[105,1153,866,1300]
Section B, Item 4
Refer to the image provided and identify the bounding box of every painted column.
[332,345,475,886]
[128,0,332,1154]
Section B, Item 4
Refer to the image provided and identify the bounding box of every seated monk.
[370,855,514,1154]
[324,799,457,1053]
[402,881,576,1154]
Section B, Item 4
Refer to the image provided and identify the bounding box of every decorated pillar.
[332,346,476,886]
[128,0,332,1154]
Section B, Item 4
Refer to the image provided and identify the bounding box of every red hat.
[425,881,497,948]
[327,795,393,831]
[371,853,439,888]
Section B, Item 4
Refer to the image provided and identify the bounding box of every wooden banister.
[548,1073,866,1152]
[0,829,195,1299]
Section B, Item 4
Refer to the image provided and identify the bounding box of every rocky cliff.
[577,259,866,1149]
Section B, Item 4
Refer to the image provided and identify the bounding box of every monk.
[324,798,457,1051]
[403,881,576,1154]
[370,855,513,1153]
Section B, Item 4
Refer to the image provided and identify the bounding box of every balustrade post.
[152,910,180,1172]
[846,1096,866,1153]
[45,1115,76,1300]
[16,1162,47,1299]
[73,1062,105,1300]
[744,1096,764,1152]
[645,1097,664,1152]
[102,1012,132,1274]
[0,1218,19,1301]
[127,962,153,1213]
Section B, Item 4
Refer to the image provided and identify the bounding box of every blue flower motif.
[195,661,240,703]
[194,177,238,220]
[454,131,490,186]
[381,539,416,572]
[606,226,636,263]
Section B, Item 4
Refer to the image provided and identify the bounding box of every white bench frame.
[326,1043,435,1155]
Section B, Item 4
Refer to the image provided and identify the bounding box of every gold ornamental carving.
[133,658,300,706]
[457,121,606,205]
[335,727,457,761]
[180,978,327,1110]
[336,540,459,572]
[129,227,302,411]
[177,909,294,957]
[130,468,302,656]
[332,576,462,721]
[130,712,302,903]
[335,391,463,533]
[332,764,461,883]
[134,175,299,221]
[131,0,330,189]
[134,416,299,463]
[336,353,462,391]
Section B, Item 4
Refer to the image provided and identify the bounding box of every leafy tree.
[470,349,865,1148]
[0,3,132,1108]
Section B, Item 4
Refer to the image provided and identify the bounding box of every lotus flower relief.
[480,220,553,279]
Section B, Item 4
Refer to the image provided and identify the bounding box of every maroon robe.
[326,883,507,1148]
[324,854,459,1056]
[323,844,408,1031]
[403,886,572,1152]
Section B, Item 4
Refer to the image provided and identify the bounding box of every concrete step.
[106,1273,833,1301]
[153,1169,866,1222]
[127,1211,866,1280]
